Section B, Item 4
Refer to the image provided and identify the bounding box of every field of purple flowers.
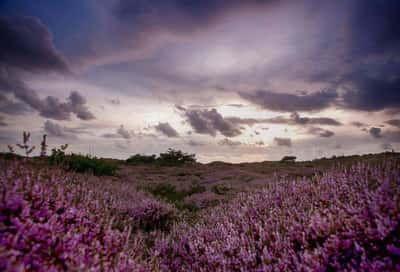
[1,158,399,271]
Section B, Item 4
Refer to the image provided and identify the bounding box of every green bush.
[0,152,23,161]
[157,149,196,166]
[64,154,117,176]
[126,154,157,165]
[126,149,196,167]
[48,148,66,165]
[49,151,117,176]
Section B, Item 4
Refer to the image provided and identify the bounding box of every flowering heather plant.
[0,161,173,271]
[85,180,177,231]
[154,161,400,271]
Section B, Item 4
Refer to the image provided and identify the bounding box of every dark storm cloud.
[274,137,291,147]
[348,1,400,59]
[113,0,276,35]
[239,90,337,112]
[66,91,95,120]
[226,104,245,108]
[155,122,179,138]
[341,74,400,112]
[328,0,400,113]
[117,125,133,139]
[385,119,400,129]
[0,16,95,121]
[179,107,241,137]
[0,93,31,115]
[218,138,241,147]
[227,112,341,127]
[234,1,400,114]
[0,73,94,120]
[307,127,335,138]
[350,121,368,128]
[0,16,69,73]
[44,120,77,138]
[369,127,382,139]
[102,125,134,140]
[0,115,7,126]
[289,112,341,126]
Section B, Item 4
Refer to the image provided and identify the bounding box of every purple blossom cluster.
[0,162,173,271]
[154,162,400,271]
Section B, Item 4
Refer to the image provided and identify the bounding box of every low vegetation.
[63,154,118,176]
[144,182,206,211]
[126,148,196,166]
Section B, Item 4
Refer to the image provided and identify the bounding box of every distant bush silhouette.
[0,152,22,161]
[157,148,196,166]
[126,148,196,166]
[280,156,296,163]
[126,154,157,165]
[48,144,69,165]
[49,147,116,176]
[64,154,117,176]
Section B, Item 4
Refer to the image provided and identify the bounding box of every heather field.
[1,152,399,271]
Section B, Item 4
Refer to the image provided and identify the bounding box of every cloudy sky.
[1,0,400,162]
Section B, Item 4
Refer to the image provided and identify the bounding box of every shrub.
[48,145,68,165]
[280,156,296,162]
[126,149,196,167]
[0,152,23,161]
[157,149,196,166]
[64,154,117,176]
[126,154,157,165]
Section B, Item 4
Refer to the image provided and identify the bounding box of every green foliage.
[126,154,157,165]
[65,154,117,176]
[280,156,296,163]
[48,148,66,165]
[126,148,196,166]
[0,152,23,161]
[144,182,205,211]
[158,148,196,166]
[49,149,117,176]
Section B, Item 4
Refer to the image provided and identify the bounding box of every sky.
[1,0,400,163]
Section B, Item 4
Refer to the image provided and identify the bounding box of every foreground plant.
[0,161,174,271]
